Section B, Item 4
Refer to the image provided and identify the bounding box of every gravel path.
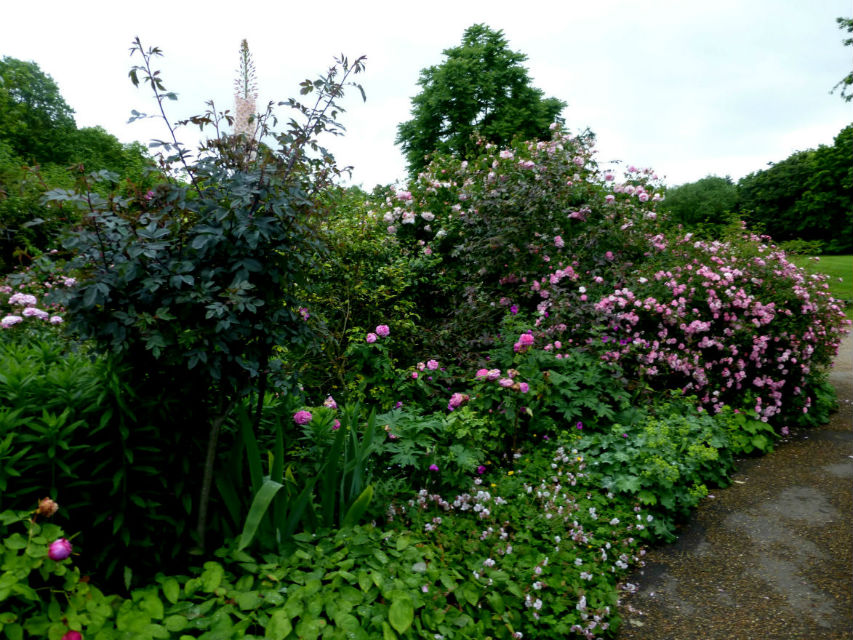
[616,331,853,640]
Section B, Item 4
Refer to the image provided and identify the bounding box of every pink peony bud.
[48,538,73,561]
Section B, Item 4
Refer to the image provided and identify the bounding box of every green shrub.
[574,400,735,539]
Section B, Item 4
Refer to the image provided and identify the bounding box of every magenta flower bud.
[476,465,487,475]
[62,631,82,640]
[48,538,73,561]
[429,464,439,472]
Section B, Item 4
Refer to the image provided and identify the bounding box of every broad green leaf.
[388,597,414,634]
[264,609,292,640]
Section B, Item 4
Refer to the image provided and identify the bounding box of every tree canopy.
[0,57,77,165]
[396,24,566,176]
[660,175,739,231]
[738,125,852,252]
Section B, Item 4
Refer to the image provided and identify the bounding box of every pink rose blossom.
[293,410,313,425]
[366,333,377,343]
[426,359,439,370]
[375,324,390,337]
[1,315,23,328]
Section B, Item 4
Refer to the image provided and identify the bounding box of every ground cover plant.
[1,31,850,640]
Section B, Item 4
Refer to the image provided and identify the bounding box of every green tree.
[0,57,76,164]
[396,24,566,175]
[660,175,739,233]
[831,17,853,102]
[738,125,852,252]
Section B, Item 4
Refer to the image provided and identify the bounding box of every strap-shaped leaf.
[237,478,284,551]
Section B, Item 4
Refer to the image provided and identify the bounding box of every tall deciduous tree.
[0,57,76,164]
[396,24,566,176]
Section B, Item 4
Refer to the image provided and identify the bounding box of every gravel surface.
[616,332,853,640]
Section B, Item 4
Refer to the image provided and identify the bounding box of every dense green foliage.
[658,174,739,233]
[737,125,852,252]
[0,57,155,273]
[0,57,76,165]
[662,125,852,252]
[1,34,850,640]
[396,24,565,176]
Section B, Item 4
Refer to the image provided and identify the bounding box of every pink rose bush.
[366,125,846,432]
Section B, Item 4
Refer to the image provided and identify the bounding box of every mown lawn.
[789,254,853,319]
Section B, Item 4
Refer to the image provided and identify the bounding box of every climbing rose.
[293,410,313,425]
[1,315,23,328]
[48,538,72,561]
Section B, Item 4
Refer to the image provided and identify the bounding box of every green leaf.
[459,582,479,606]
[382,622,397,640]
[388,596,414,634]
[341,484,373,528]
[4,623,23,640]
[164,615,188,633]
[200,562,225,593]
[162,578,180,604]
[265,609,292,640]
[237,478,285,551]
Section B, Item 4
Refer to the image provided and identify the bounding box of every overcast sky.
[2,0,850,189]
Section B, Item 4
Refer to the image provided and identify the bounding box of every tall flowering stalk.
[233,39,258,141]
